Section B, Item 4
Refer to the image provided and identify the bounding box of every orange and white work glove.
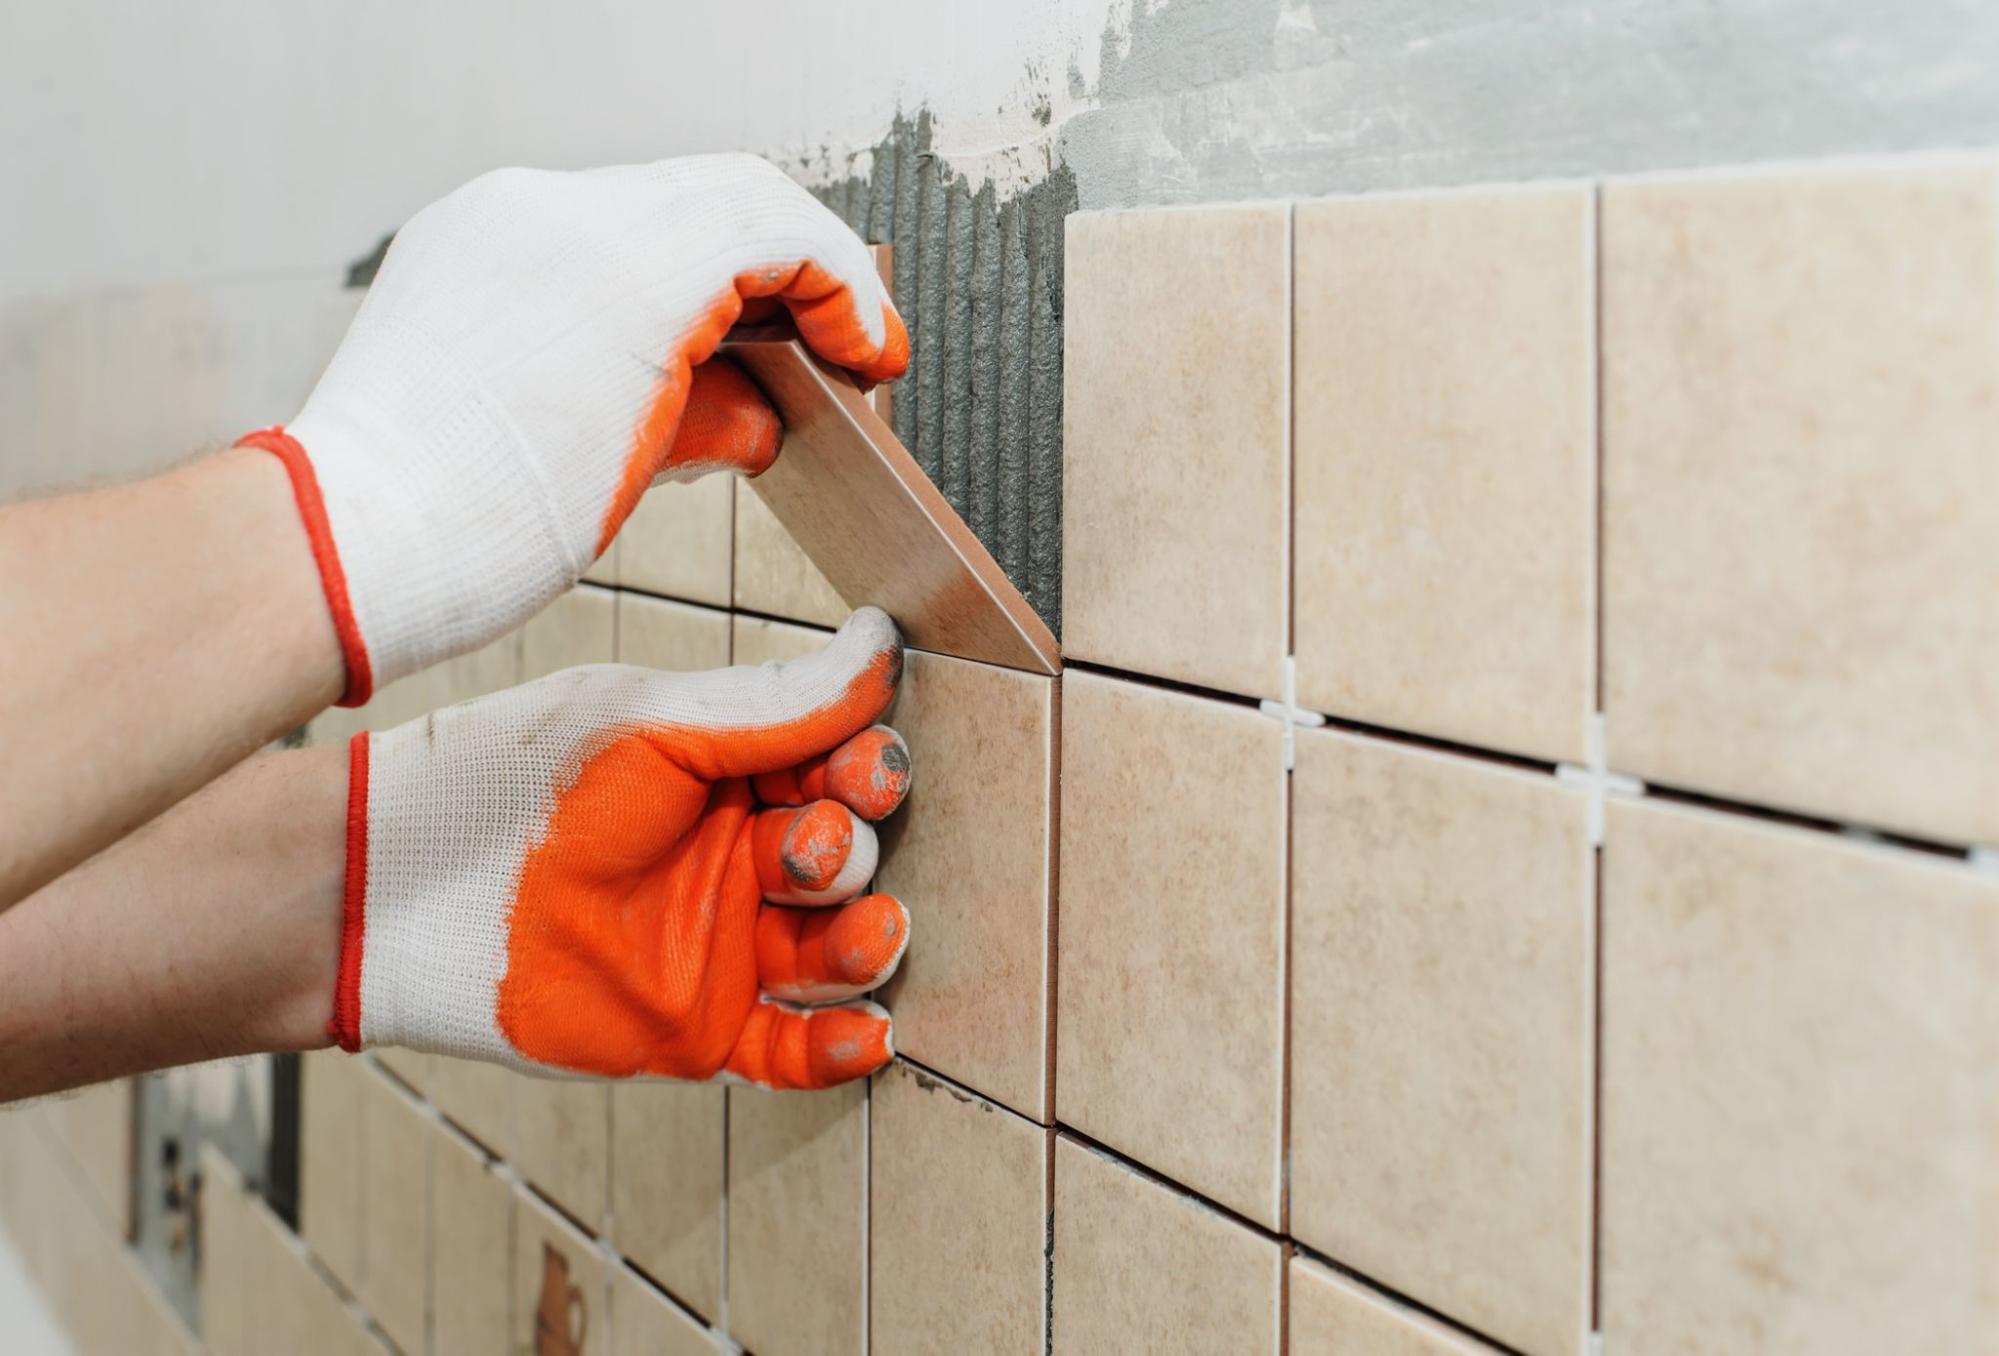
[333,608,913,1090]
[243,154,906,705]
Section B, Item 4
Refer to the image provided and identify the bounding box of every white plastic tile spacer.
[1968,846,1999,877]
[1554,713,1644,847]
[1586,1331,1605,1356]
[1258,656,1326,772]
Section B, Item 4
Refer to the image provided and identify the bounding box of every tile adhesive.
[812,110,1076,636]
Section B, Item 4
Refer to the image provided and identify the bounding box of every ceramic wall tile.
[510,1073,609,1232]
[298,1050,363,1293]
[1291,1256,1500,1354]
[1051,1136,1281,1355]
[355,1065,430,1355]
[200,1147,390,1356]
[875,650,1054,1118]
[431,1126,511,1356]
[608,1081,724,1320]
[870,1061,1049,1354]
[512,1185,608,1356]
[1293,186,1595,762]
[1063,204,1290,699]
[733,484,848,627]
[1056,672,1286,1226]
[1600,798,1999,1353]
[611,1264,714,1356]
[728,1081,867,1356]
[520,583,618,680]
[425,1055,515,1159]
[46,1078,132,1236]
[615,592,731,672]
[729,613,833,666]
[1290,729,1592,1356]
[1602,162,1999,842]
[621,475,733,608]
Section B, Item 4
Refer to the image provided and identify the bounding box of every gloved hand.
[244,153,906,705]
[334,608,913,1090]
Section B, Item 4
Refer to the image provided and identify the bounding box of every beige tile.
[734,482,848,626]
[369,1045,430,1093]
[1602,162,1999,843]
[426,1054,514,1158]
[1293,187,1595,762]
[1601,798,1999,1354]
[520,583,618,680]
[608,1081,724,1320]
[1063,205,1289,699]
[1052,1136,1281,1354]
[365,631,523,732]
[511,1071,609,1231]
[201,1146,390,1356]
[730,613,833,666]
[47,1078,132,1236]
[1290,729,1592,1356]
[728,1082,866,1356]
[1055,672,1285,1226]
[611,1265,714,1356]
[431,1127,512,1356]
[1291,1257,1498,1355]
[875,651,1053,1118]
[355,1065,430,1356]
[298,1050,363,1293]
[513,1186,609,1356]
[870,1061,1049,1354]
[615,592,731,672]
[622,474,733,607]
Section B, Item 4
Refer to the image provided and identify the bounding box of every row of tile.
[1059,668,1999,1354]
[285,1048,1518,1355]
[1063,158,1999,844]
[0,1104,197,1356]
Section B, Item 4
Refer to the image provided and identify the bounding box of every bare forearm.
[0,449,344,905]
[0,745,346,1102]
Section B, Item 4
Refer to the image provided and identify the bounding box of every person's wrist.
[208,447,347,711]
[242,743,351,1053]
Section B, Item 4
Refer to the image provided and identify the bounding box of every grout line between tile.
[888,1054,1044,1131]
[1052,1126,1286,1249]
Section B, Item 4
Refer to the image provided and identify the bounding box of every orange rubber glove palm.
[335,609,912,1091]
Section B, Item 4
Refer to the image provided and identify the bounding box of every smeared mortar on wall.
[808,111,1076,634]
[1062,0,1999,208]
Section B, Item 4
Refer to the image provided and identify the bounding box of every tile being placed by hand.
[1600,798,1999,1354]
[870,1061,1049,1354]
[1290,728,1592,1356]
[1056,671,1286,1227]
[1601,161,1999,841]
[734,484,847,627]
[875,650,1053,1118]
[1063,204,1290,699]
[1052,1136,1281,1355]
[1293,185,1595,762]
[728,1081,866,1356]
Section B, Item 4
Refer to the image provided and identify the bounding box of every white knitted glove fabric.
[336,608,909,1092]
[280,154,903,699]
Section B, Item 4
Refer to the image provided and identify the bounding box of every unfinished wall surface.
[6,3,1999,1353]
